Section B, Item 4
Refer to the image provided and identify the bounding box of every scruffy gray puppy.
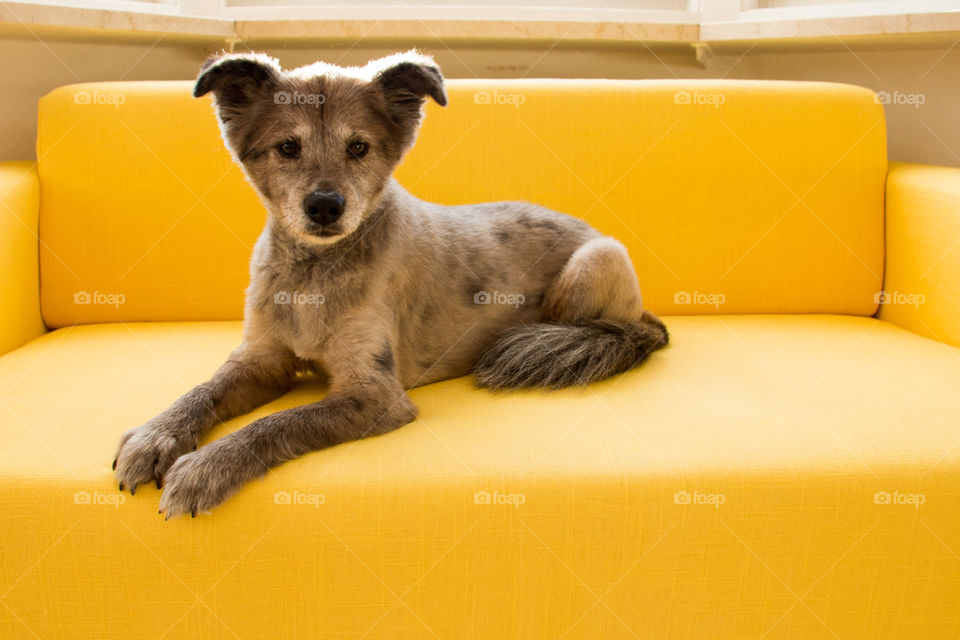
[113,51,668,518]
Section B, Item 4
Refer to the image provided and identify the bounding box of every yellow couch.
[1,79,959,638]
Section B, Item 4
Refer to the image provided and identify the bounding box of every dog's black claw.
[130,486,136,496]
[155,476,162,489]
[159,509,162,514]
[191,508,197,518]
[112,457,117,471]
[119,482,125,491]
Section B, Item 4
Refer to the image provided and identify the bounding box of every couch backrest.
[37,79,886,327]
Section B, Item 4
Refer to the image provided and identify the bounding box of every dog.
[113,51,669,518]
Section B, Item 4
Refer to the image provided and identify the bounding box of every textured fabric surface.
[0,162,44,355]
[1,315,958,638]
[37,79,886,327]
[880,162,960,347]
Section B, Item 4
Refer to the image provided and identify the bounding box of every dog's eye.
[347,141,369,159]
[277,140,300,158]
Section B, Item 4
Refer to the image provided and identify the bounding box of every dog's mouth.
[304,221,343,239]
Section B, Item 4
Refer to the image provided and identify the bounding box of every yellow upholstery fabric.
[1,316,959,638]
[879,162,960,347]
[0,162,45,355]
[14,78,954,638]
[37,80,886,327]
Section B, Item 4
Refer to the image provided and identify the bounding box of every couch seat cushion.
[1,315,958,639]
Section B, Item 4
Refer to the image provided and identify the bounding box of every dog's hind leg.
[475,236,668,390]
[541,237,645,324]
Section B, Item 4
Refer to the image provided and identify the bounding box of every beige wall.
[2,31,958,167]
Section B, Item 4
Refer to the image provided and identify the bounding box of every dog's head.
[194,51,447,245]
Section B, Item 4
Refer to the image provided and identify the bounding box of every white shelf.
[2,0,959,45]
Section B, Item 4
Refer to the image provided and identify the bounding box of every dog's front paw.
[158,446,252,519]
[114,421,198,495]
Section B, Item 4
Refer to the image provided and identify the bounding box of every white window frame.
[2,0,959,41]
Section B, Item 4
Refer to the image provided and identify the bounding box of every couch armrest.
[879,162,960,347]
[0,161,45,355]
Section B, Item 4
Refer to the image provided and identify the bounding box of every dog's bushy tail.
[474,311,668,390]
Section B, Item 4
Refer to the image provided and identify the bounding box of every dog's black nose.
[303,191,345,225]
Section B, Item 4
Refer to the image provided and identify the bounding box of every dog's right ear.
[193,53,281,119]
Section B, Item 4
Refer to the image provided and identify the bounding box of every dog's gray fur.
[113,51,668,518]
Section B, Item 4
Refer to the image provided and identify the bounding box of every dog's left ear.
[372,52,447,126]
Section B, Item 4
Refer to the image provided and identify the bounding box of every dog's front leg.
[114,340,297,493]
[158,378,417,518]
